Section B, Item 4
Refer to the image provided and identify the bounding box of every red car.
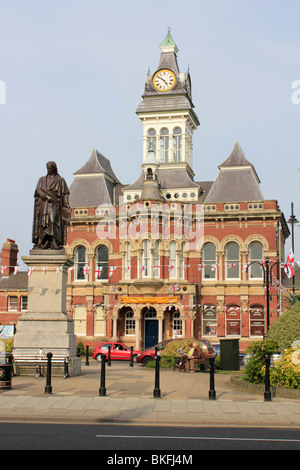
[93,342,141,362]
[136,338,215,366]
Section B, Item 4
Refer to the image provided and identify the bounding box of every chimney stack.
[0,239,19,277]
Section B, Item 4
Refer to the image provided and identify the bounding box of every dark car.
[92,342,141,362]
[136,338,215,366]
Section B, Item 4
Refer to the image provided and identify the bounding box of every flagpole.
[288,202,298,294]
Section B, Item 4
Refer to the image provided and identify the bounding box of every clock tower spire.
[136,29,200,174]
[123,31,202,204]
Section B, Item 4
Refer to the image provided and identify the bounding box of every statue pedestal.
[13,249,81,376]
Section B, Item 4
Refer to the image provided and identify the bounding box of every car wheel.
[142,356,153,366]
[95,354,103,363]
[132,355,138,363]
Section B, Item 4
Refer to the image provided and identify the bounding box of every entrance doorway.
[144,307,158,349]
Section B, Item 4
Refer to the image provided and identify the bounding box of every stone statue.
[32,161,71,250]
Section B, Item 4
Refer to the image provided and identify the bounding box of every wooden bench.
[13,354,69,379]
[174,352,207,372]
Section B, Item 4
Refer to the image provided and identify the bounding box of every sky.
[0,0,299,268]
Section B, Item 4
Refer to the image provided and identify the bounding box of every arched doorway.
[144,307,158,349]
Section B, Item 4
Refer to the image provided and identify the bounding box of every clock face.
[153,69,176,92]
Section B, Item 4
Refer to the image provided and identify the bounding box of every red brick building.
[0,31,290,352]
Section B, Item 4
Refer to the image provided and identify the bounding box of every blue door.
[145,320,158,349]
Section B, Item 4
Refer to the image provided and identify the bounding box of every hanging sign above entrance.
[119,296,178,304]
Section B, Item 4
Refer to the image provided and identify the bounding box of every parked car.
[136,338,215,366]
[92,342,141,362]
[136,339,172,366]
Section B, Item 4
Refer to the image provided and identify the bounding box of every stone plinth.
[13,249,81,376]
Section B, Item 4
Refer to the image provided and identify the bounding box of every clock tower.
[136,29,199,172]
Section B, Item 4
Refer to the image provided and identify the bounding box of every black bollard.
[264,354,272,402]
[129,346,134,367]
[153,347,161,398]
[107,345,111,367]
[45,352,53,395]
[209,356,216,400]
[85,345,89,366]
[99,353,106,396]
[64,357,69,379]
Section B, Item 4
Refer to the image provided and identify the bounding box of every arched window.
[225,242,240,279]
[125,311,135,336]
[124,242,131,280]
[202,305,217,336]
[146,168,154,180]
[172,311,182,337]
[169,241,177,279]
[173,127,182,162]
[96,245,109,280]
[249,241,264,279]
[160,128,169,162]
[142,239,151,277]
[225,305,241,336]
[147,128,156,151]
[153,240,160,279]
[179,242,185,280]
[202,242,217,279]
[74,246,88,280]
[249,304,265,336]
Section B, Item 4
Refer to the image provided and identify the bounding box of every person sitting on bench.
[177,343,195,371]
[184,342,205,372]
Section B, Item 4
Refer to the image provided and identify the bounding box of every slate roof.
[205,142,264,203]
[124,166,200,192]
[69,149,121,208]
[74,149,120,182]
[0,272,28,290]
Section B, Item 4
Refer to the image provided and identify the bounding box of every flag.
[56,267,62,275]
[109,266,116,277]
[284,248,295,278]
[0,266,6,274]
[95,266,103,277]
[28,267,34,276]
[14,266,20,275]
[42,266,48,275]
[286,248,294,266]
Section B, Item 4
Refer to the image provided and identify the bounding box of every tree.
[267,302,300,353]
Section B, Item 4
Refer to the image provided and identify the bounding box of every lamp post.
[287,202,298,294]
[247,258,281,335]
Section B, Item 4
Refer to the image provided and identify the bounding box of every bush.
[76,342,85,355]
[267,302,300,353]
[243,339,279,384]
[270,348,300,389]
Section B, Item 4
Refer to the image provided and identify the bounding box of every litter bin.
[220,339,240,371]
[0,353,13,390]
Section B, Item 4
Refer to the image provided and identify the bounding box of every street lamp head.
[288,215,299,225]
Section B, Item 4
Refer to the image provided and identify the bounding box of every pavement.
[0,360,300,427]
